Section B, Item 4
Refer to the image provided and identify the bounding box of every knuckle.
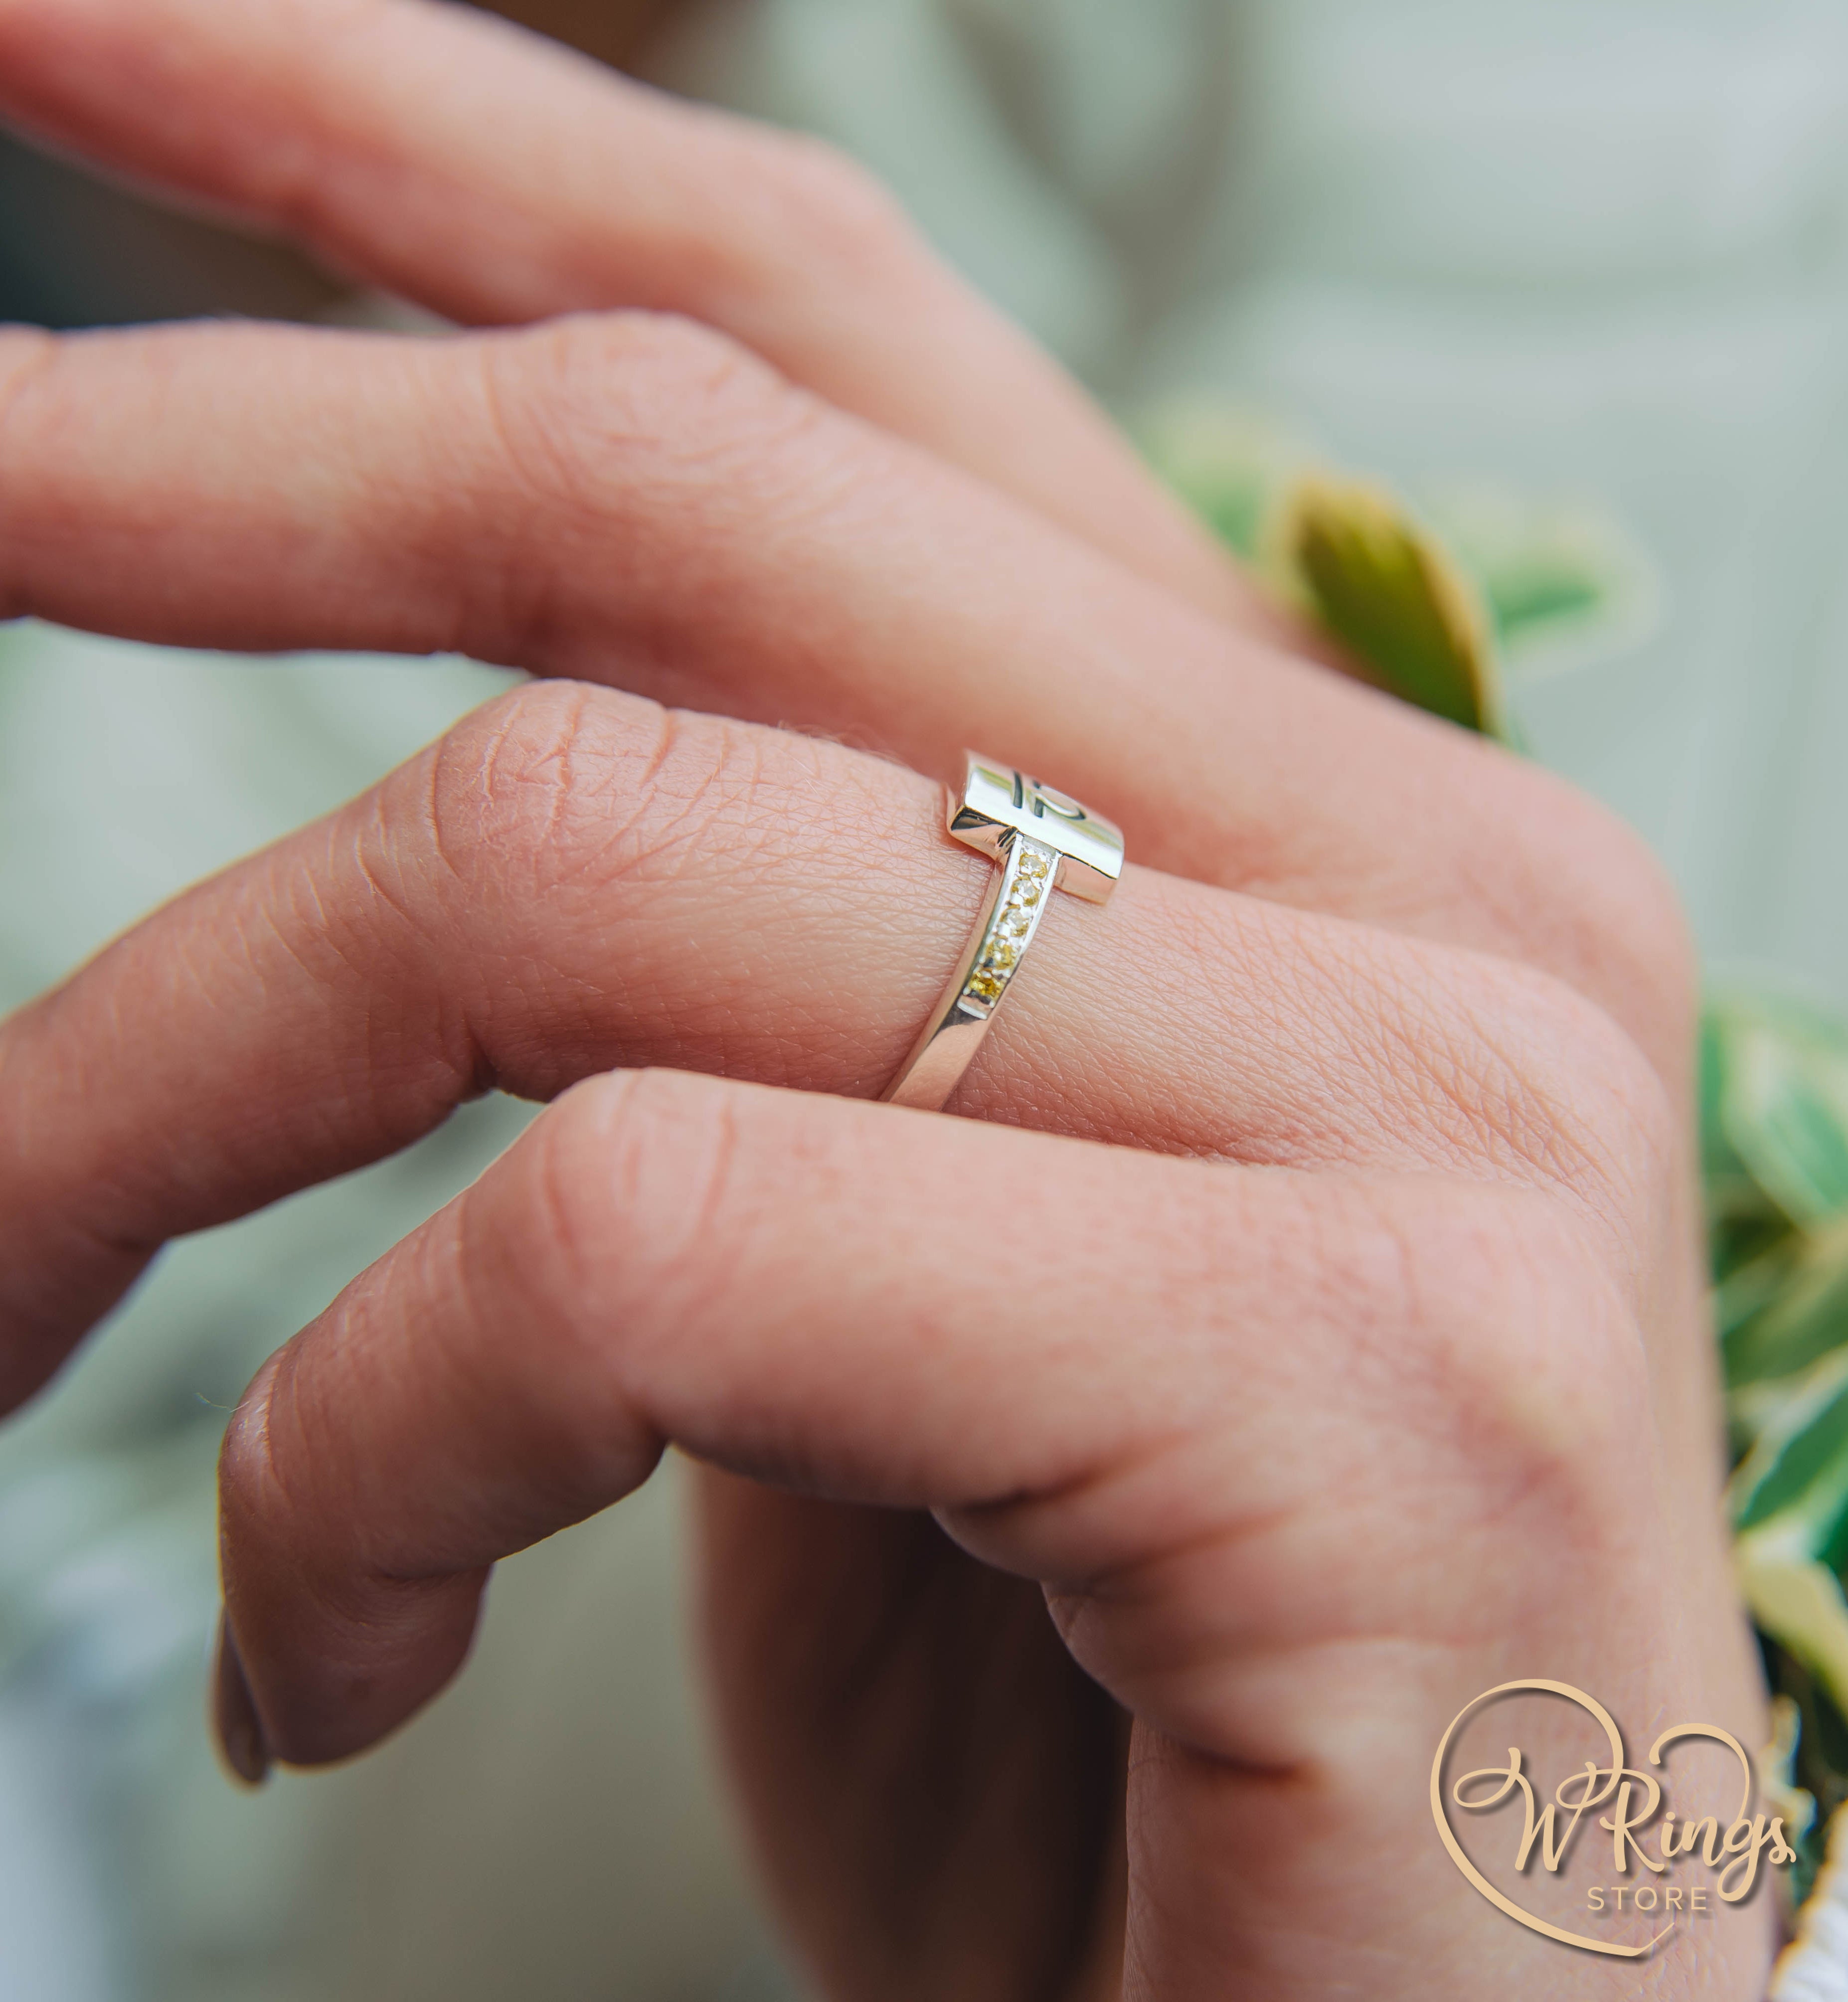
[453,1076,649,1474]
[1338,926,1680,1255]
[1574,806,1696,1007]
[468,314,847,659]
[1354,1182,1647,1518]
[420,677,609,891]
[1499,763,1699,1071]
[504,1070,750,1410]
[417,681,778,917]
[1519,974,1681,1256]
[481,310,832,526]
[1536,975,1682,1206]
[1521,969,1681,1185]
[500,1072,640,1320]
[546,1069,733,1274]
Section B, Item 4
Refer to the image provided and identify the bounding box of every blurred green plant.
[1271,475,1508,736]
[1140,398,1657,739]
[1145,400,1847,1913]
[1707,991,1848,1901]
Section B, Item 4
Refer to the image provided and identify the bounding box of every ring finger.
[0,680,1668,1415]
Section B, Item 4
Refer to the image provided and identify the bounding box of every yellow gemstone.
[986,938,1019,970]
[967,969,1004,1001]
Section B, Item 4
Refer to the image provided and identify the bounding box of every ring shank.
[881,833,1056,1112]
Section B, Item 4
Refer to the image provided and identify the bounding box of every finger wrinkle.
[454,691,782,921]
[418,732,470,898]
[545,1074,840,1474]
[1324,925,1643,1238]
[473,315,748,513]
[493,1074,744,1468]
[1443,980,1666,1278]
[465,340,575,659]
[608,709,762,879]
[426,681,599,894]
[605,1070,754,1338]
[1011,1449,1298,1618]
[477,315,847,601]
[1354,1176,1650,1496]
[344,790,426,945]
[486,681,594,860]
[335,802,486,1099]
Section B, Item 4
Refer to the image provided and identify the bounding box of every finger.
[0,0,1268,628]
[217,1073,1742,2002]
[0,683,1669,1412]
[689,1473,1127,2002]
[213,1066,1638,1771]
[0,315,1687,1076]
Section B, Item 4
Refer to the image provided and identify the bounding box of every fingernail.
[211,1616,271,1788]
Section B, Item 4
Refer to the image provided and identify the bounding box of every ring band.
[881,752,1124,1112]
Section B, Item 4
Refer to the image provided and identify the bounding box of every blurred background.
[4,1,1848,1997]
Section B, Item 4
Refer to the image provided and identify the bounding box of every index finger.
[0,0,1272,630]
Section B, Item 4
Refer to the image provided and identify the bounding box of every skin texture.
[0,2,1772,1998]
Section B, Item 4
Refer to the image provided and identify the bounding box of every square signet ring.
[880,752,1124,1113]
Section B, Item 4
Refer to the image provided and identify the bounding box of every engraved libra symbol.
[1014,771,1089,824]
[949,753,1124,905]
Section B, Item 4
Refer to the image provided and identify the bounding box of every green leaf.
[1269,476,1509,739]
[1732,1353,1848,1544]
[1420,482,1660,673]
[1701,1004,1750,1191]
[1732,1362,1848,1722]
[1738,1531,1848,1751]
[1725,1220,1848,1395]
[1708,993,1848,1229]
[1138,403,1516,740]
[1136,401,1304,564]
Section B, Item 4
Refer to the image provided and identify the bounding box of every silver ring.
[881,751,1124,1112]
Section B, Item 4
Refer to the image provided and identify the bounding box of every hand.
[0,0,1682,1063]
[0,3,1763,1998]
[2,677,1762,2000]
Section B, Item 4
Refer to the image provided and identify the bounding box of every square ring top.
[947,752,1124,904]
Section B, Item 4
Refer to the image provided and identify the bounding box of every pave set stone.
[963,839,1054,1005]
